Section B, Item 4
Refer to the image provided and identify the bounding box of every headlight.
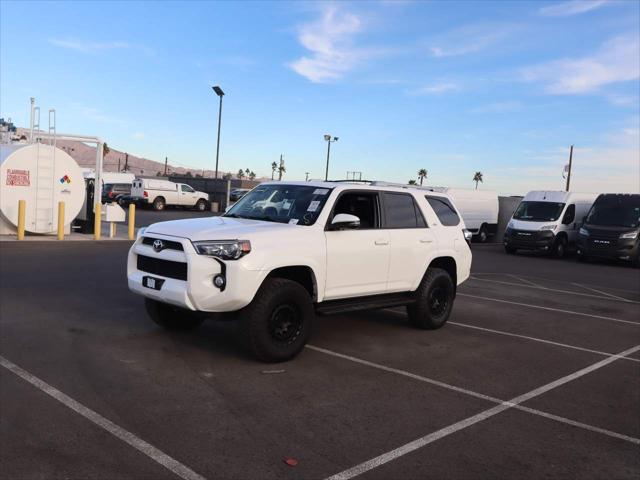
[620,230,638,239]
[579,227,590,237]
[507,220,515,229]
[192,240,251,260]
[136,226,147,239]
[540,224,556,231]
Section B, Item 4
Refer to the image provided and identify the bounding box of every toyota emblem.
[152,239,164,252]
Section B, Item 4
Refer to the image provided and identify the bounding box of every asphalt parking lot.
[1,240,638,479]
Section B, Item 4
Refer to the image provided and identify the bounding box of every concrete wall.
[495,196,523,243]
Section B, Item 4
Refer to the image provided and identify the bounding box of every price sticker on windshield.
[307,200,321,212]
[313,188,329,195]
[289,219,299,225]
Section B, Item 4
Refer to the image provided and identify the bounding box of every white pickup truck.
[126,178,210,211]
[127,181,472,361]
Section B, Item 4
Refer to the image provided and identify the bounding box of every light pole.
[324,134,338,181]
[305,172,310,181]
[212,86,225,179]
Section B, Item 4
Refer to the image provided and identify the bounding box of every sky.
[1,0,639,195]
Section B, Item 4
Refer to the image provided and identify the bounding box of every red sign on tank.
[6,169,30,186]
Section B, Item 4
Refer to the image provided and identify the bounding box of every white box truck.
[127,178,210,211]
[503,191,598,257]
[425,187,499,242]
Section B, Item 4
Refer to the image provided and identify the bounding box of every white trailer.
[504,190,598,257]
[425,187,499,242]
[129,178,209,211]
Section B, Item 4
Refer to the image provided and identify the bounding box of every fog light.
[213,275,226,289]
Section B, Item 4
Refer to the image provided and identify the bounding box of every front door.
[180,184,196,206]
[324,191,390,299]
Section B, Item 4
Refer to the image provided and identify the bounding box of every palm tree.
[102,142,110,157]
[249,171,256,181]
[223,172,233,180]
[271,162,277,180]
[417,168,428,186]
[473,171,483,189]
[278,163,286,181]
[408,179,417,185]
[237,169,245,179]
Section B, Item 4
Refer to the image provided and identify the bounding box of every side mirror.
[330,213,360,230]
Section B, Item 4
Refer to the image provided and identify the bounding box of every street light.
[324,134,338,181]
[212,85,225,179]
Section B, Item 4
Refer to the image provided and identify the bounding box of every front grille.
[588,229,620,240]
[509,229,551,243]
[137,255,187,280]
[142,236,184,251]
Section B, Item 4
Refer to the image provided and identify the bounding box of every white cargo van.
[129,178,209,211]
[425,187,498,242]
[503,191,598,257]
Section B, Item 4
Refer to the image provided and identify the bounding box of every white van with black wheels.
[503,191,598,258]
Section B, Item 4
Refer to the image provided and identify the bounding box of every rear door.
[382,192,434,292]
[324,190,390,299]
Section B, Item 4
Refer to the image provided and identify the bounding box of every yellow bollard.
[17,200,26,240]
[94,203,101,240]
[57,201,65,240]
[128,203,136,240]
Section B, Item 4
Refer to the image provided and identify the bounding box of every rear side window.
[383,193,426,228]
[562,204,575,224]
[426,196,460,226]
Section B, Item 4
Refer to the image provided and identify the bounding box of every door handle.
[420,238,433,243]
[374,240,389,246]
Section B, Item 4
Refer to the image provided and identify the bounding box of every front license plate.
[143,276,164,290]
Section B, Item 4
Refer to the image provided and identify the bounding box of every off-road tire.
[145,298,204,330]
[153,197,166,211]
[239,278,314,362]
[195,199,207,211]
[407,267,455,330]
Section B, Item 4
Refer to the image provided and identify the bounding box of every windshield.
[586,197,640,228]
[225,184,333,225]
[513,201,565,222]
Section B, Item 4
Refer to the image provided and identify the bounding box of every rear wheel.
[145,299,204,330]
[239,278,313,362]
[407,268,455,330]
[195,199,207,211]
[153,197,166,211]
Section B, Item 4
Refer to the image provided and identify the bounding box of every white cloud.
[288,5,379,82]
[409,82,460,95]
[50,38,130,53]
[428,24,516,58]
[539,0,609,17]
[132,132,145,140]
[521,34,640,94]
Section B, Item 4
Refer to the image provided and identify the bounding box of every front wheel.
[145,299,204,330]
[239,278,314,362]
[551,236,567,259]
[477,225,488,243]
[407,267,455,330]
[505,245,517,254]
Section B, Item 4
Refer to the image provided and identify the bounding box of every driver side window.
[331,192,379,229]
[562,204,575,224]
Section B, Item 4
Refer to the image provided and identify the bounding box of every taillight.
[109,191,115,198]
[143,191,148,198]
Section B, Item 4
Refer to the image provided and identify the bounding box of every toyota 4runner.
[127,182,472,362]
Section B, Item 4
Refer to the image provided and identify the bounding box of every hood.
[145,216,296,241]
[508,218,553,231]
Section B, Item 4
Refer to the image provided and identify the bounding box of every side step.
[315,292,415,316]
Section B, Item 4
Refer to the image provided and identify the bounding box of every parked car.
[102,183,132,204]
[122,178,209,211]
[577,193,640,267]
[230,188,251,201]
[503,191,598,257]
[127,181,472,362]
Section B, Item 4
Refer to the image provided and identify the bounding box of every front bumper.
[577,236,639,261]
[503,229,555,251]
[127,234,267,312]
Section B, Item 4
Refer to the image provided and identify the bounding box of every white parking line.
[572,283,632,302]
[476,273,640,295]
[0,356,207,480]
[458,293,640,326]
[468,276,639,304]
[318,344,640,480]
[448,321,640,363]
[508,274,543,288]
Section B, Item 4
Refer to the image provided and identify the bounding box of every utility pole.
[118,158,121,172]
[212,86,225,179]
[278,154,284,181]
[124,153,129,172]
[164,157,168,176]
[324,134,338,181]
[565,145,573,192]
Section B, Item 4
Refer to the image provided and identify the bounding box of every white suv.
[127,182,472,361]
